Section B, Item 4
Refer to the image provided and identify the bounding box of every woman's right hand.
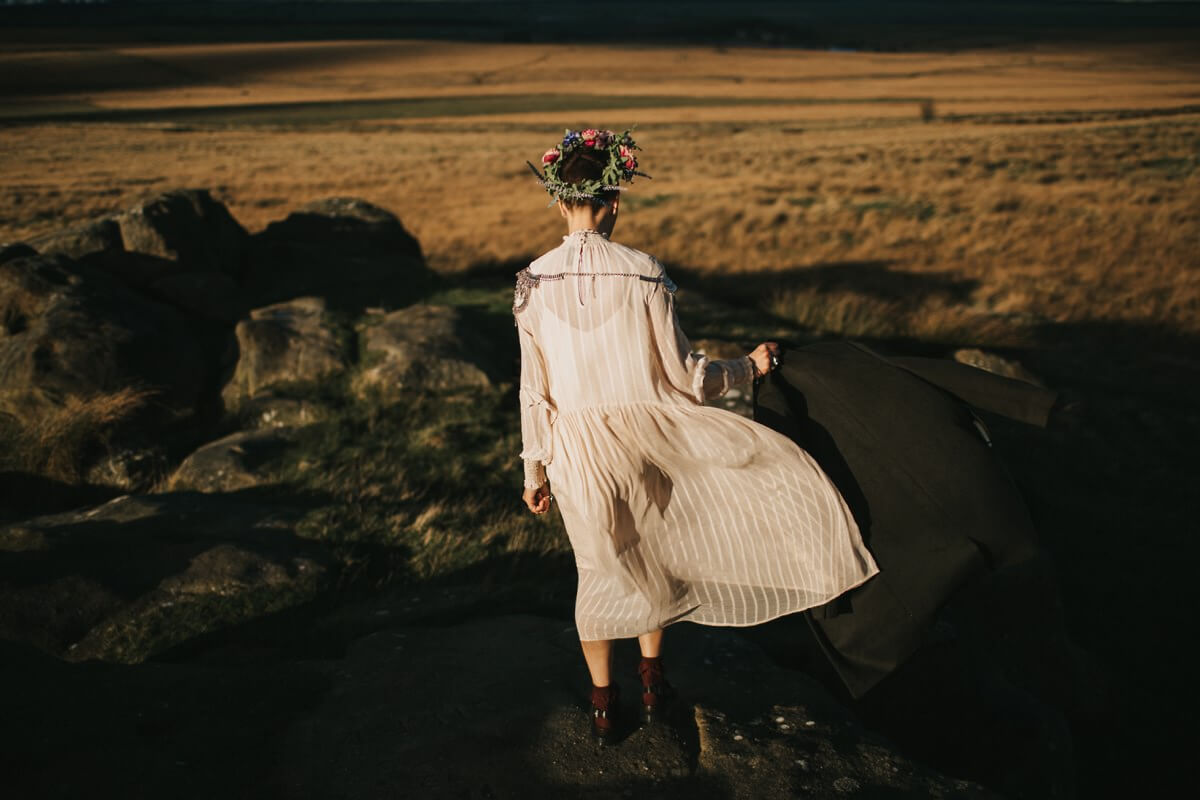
[523,483,552,515]
[749,342,782,377]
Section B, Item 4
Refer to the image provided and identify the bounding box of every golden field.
[1,39,1197,346]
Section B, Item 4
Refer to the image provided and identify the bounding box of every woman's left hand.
[749,341,782,377]
[523,483,553,515]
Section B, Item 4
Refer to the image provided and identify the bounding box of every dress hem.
[576,563,881,641]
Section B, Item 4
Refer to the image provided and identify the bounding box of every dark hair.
[558,147,618,208]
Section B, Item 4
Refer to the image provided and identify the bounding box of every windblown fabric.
[752,341,1059,697]
[515,230,878,641]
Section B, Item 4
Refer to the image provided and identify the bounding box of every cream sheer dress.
[515,229,879,641]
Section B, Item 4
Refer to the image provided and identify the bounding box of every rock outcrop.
[0,492,333,664]
[242,197,432,311]
[351,304,493,400]
[29,216,124,261]
[145,270,248,325]
[116,189,248,278]
[165,427,301,493]
[274,614,997,799]
[220,296,349,411]
[0,253,206,420]
[0,243,37,264]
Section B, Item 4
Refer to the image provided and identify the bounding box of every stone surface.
[0,492,333,664]
[0,243,37,264]
[220,297,349,411]
[29,216,124,260]
[83,445,171,493]
[0,253,206,421]
[236,392,331,430]
[954,347,1046,386]
[116,189,247,277]
[272,615,997,799]
[352,304,493,400]
[146,270,249,324]
[81,248,185,291]
[242,196,431,311]
[165,427,301,493]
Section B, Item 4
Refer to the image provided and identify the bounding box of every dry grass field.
[2,39,1198,343]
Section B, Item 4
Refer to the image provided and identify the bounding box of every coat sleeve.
[515,309,556,489]
[647,264,756,404]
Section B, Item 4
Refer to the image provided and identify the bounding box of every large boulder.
[243,197,432,311]
[0,492,334,664]
[145,270,249,325]
[0,243,37,264]
[116,189,247,277]
[29,217,124,261]
[0,253,206,421]
[220,297,349,411]
[351,304,495,401]
[164,427,301,493]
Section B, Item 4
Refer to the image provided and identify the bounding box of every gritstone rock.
[243,197,432,311]
[275,615,1000,798]
[29,217,124,261]
[117,189,248,277]
[0,492,333,664]
[220,297,349,411]
[0,253,206,422]
[352,304,493,400]
[0,243,38,264]
[164,427,302,493]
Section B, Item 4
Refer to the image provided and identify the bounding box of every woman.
[516,129,878,744]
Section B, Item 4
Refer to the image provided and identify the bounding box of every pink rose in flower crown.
[619,145,637,170]
[542,148,560,164]
[580,128,600,147]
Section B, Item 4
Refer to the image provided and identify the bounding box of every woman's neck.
[562,201,617,237]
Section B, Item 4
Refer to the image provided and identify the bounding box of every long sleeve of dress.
[648,268,756,404]
[516,312,555,489]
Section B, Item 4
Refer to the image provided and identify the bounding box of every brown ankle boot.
[637,656,676,723]
[590,683,621,745]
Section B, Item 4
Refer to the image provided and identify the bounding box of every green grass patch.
[272,385,569,587]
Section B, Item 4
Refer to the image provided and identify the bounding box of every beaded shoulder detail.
[513,267,540,315]
[513,265,676,315]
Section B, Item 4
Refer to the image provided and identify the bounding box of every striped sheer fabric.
[515,229,879,641]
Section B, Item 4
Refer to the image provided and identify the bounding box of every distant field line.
[0,93,941,127]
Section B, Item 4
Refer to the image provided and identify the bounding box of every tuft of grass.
[0,386,157,483]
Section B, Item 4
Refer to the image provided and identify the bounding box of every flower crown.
[526,128,650,202]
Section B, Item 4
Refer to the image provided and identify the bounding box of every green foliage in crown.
[526,128,650,201]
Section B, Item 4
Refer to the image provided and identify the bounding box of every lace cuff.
[690,353,712,404]
[693,354,756,402]
[523,458,547,490]
[723,356,756,390]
